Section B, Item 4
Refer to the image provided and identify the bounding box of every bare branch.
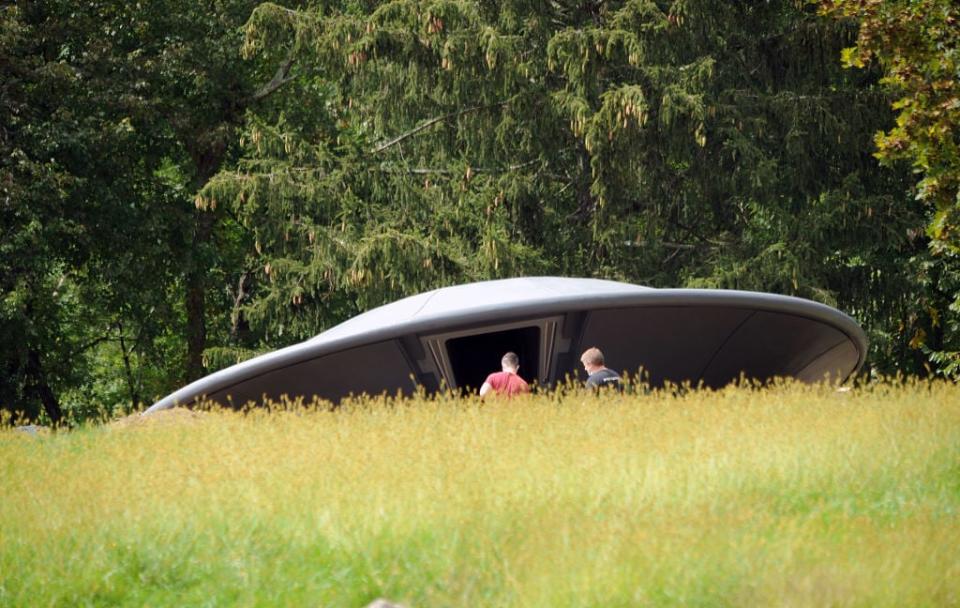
[229,272,250,341]
[67,334,112,359]
[377,158,541,175]
[250,54,296,103]
[266,4,302,18]
[372,101,509,154]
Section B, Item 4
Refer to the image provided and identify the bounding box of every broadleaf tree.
[821,0,960,375]
[0,0,303,422]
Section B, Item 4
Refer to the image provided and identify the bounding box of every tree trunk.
[185,207,215,382]
[26,350,62,424]
[117,321,140,409]
[184,141,228,383]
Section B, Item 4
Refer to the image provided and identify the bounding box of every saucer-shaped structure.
[146,277,867,412]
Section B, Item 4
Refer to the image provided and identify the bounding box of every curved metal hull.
[147,278,867,411]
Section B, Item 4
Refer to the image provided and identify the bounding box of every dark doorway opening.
[446,326,540,393]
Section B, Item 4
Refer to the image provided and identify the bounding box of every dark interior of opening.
[446,326,540,393]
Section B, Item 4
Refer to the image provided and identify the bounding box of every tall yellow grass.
[1,381,958,606]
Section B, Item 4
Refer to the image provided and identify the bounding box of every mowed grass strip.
[1,381,958,607]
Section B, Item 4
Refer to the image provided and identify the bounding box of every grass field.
[1,380,958,607]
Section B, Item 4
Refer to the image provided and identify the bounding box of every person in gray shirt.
[580,347,622,391]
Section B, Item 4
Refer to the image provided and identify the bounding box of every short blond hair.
[580,347,605,366]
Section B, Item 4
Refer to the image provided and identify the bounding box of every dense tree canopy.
[1,0,296,422]
[211,0,924,370]
[1,0,956,422]
[1,2,185,422]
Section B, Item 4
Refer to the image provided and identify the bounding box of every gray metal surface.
[146,277,867,412]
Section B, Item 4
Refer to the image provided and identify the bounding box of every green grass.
[1,381,958,606]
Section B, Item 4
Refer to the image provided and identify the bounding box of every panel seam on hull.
[394,338,423,392]
[408,290,439,321]
[695,311,757,386]
[794,338,853,382]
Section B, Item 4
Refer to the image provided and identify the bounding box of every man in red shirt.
[479,351,530,398]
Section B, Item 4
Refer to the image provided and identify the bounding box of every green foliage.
[4,0,957,421]
[0,2,185,422]
[821,0,960,374]
[0,1,294,421]
[222,0,922,372]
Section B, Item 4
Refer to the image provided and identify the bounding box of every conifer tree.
[217,0,922,373]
